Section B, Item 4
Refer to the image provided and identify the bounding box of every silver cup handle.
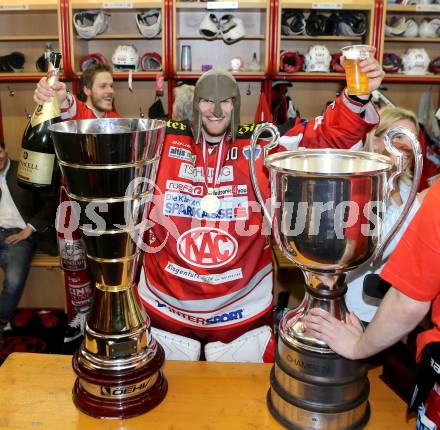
[371,126,423,264]
[249,122,280,225]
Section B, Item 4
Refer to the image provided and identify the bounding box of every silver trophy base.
[267,333,370,430]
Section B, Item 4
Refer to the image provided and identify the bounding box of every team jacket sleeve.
[60,93,77,120]
[278,89,379,151]
[381,182,440,302]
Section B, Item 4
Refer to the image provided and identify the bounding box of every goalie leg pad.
[204,325,275,363]
[151,327,201,361]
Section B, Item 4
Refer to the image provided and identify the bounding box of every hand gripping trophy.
[249,123,422,429]
[50,118,167,419]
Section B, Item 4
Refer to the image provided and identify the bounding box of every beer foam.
[341,46,369,60]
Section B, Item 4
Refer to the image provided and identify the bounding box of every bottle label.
[30,97,60,127]
[17,149,55,185]
[59,238,88,271]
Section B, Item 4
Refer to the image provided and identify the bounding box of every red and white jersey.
[138,92,379,338]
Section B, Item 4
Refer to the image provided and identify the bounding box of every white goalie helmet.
[111,45,139,71]
[73,10,108,39]
[419,18,440,38]
[304,45,331,72]
[403,18,419,37]
[402,48,430,75]
[385,16,408,36]
[136,9,161,38]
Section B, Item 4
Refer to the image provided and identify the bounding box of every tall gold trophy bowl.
[249,124,422,429]
[50,118,167,419]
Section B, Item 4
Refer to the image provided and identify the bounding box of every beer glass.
[341,44,370,96]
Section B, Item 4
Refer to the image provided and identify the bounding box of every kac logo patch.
[176,227,238,268]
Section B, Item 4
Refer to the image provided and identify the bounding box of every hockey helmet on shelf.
[220,14,246,44]
[304,45,331,72]
[79,53,107,72]
[280,51,304,73]
[111,45,139,72]
[330,52,345,73]
[136,9,161,38]
[382,53,402,73]
[140,52,162,70]
[401,48,430,75]
[281,10,305,36]
[337,12,367,36]
[73,10,108,39]
[429,56,440,74]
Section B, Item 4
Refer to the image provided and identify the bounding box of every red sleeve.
[381,180,440,302]
[279,91,378,150]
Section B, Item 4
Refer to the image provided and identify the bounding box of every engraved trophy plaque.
[50,118,168,419]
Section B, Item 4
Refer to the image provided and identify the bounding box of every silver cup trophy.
[50,118,168,419]
[249,124,422,429]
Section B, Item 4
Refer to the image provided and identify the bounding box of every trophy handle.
[371,126,423,264]
[249,122,280,225]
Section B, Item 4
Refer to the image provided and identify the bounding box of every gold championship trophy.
[50,118,167,419]
[249,124,422,429]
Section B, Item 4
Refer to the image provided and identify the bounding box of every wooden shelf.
[0,0,58,11]
[71,0,162,8]
[280,0,373,11]
[0,35,58,41]
[177,34,265,40]
[281,35,362,41]
[385,37,440,43]
[0,72,59,82]
[276,71,346,81]
[386,4,440,13]
[176,1,268,10]
[383,73,440,83]
[71,70,161,80]
[175,70,266,80]
[75,34,161,40]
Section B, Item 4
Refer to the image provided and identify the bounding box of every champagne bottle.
[17,51,62,190]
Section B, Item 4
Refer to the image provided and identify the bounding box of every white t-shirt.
[345,179,421,322]
[0,160,27,230]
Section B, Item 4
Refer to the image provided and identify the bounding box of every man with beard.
[33,63,120,351]
[35,51,385,362]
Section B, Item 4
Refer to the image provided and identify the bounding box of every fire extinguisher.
[57,186,94,321]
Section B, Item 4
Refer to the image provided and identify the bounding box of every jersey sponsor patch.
[153,300,245,326]
[166,181,247,197]
[178,163,234,183]
[165,261,243,284]
[164,192,248,220]
[168,146,196,163]
[166,180,204,196]
[177,227,238,268]
[170,139,192,150]
[165,119,191,136]
[236,123,258,138]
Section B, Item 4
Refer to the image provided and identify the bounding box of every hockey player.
[138,59,384,362]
